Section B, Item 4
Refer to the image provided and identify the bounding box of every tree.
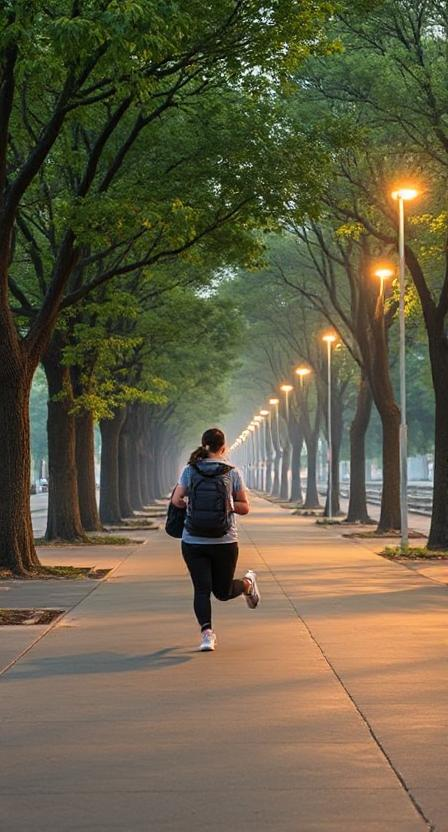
[0,0,337,573]
[293,0,448,545]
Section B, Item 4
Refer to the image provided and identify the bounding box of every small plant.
[381,546,448,560]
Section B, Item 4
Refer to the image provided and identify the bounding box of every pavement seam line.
[0,537,147,680]
[242,519,435,832]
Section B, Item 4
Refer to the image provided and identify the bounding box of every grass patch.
[316,518,344,525]
[343,529,426,539]
[35,535,143,546]
[381,546,448,560]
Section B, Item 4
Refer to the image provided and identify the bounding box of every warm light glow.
[374,266,394,280]
[280,384,293,393]
[295,366,311,378]
[391,187,419,202]
[322,333,337,343]
[248,424,255,432]
[254,415,262,422]
[259,409,269,416]
[269,397,279,405]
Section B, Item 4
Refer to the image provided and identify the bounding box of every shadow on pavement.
[3,647,192,679]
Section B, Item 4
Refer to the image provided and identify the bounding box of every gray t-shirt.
[178,460,244,544]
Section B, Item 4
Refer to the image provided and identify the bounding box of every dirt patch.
[0,608,64,625]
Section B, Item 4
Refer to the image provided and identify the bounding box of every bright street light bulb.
[269,398,279,405]
[259,409,269,416]
[322,333,337,343]
[391,187,419,201]
[280,384,293,393]
[374,266,394,280]
[254,415,262,422]
[295,366,311,378]
[248,424,255,432]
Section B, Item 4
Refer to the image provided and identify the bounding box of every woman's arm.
[172,484,187,509]
[233,487,250,515]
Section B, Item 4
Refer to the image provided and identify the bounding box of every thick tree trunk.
[280,442,291,501]
[428,375,448,548]
[303,433,320,509]
[346,374,372,523]
[377,407,401,532]
[289,432,304,504]
[99,410,126,524]
[118,417,134,518]
[0,369,41,573]
[43,345,84,541]
[324,391,343,518]
[75,411,102,531]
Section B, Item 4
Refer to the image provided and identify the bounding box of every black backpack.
[185,463,234,538]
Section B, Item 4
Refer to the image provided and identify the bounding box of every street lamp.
[391,185,419,547]
[280,384,293,422]
[373,265,394,300]
[295,365,312,389]
[322,333,337,521]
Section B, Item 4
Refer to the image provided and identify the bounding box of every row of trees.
[2,0,340,575]
[225,250,433,529]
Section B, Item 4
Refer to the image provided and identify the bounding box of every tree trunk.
[289,430,304,504]
[377,407,401,532]
[75,411,102,531]
[428,369,448,548]
[43,344,84,541]
[346,374,372,523]
[0,369,41,573]
[118,415,134,518]
[303,433,320,508]
[324,390,343,518]
[280,442,291,501]
[99,410,126,524]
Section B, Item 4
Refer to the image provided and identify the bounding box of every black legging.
[182,541,245,630]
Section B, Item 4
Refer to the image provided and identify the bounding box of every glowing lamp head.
[322,333,337,344]
[295,366,311,378]
[391,187,418,202]
[254,415,262,422]
[269,397,279,405]
[374,266,394,281]
[259,409,269,416]
[280,384,293,393]
[248,424,255,432]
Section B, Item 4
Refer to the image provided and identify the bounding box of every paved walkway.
[1,497,447,831]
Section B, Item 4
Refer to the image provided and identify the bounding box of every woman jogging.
[171,427,260,652]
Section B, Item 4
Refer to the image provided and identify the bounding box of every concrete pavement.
[1,496,447,830]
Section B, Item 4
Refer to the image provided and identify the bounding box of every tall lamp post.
[322,333,337,520]
[391,186,419,548]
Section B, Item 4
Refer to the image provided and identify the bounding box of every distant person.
[171,428,260,652]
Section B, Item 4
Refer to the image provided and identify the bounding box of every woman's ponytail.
[188,428,225,465]
[188,446,209,465]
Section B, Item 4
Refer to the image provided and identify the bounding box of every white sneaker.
[199,629,217,652]
[244,570,261,609]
